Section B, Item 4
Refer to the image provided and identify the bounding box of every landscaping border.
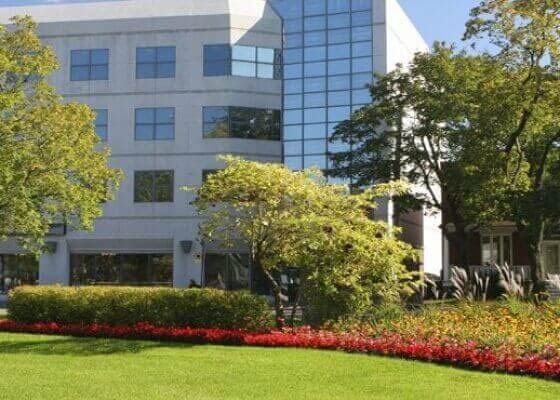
[0,320,559,380]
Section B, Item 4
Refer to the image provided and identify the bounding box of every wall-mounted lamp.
[180,240,193,254]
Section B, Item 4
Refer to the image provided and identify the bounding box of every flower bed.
[0,319,559,380]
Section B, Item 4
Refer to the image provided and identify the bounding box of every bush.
[8,286,272,331]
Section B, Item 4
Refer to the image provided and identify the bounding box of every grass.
[0,332,558,399]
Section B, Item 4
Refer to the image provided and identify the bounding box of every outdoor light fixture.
[180,240,193,254]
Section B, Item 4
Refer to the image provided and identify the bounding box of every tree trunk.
[524,220,547,289]
[262,268,285,329]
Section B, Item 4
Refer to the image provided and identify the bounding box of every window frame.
[134,107,175,141]
[203,44,281,80]
[94,109,108,141]
[481,232,513,266]
[70,48,109,81]
[133,170,174,203]
[202,106,281,141]
[135,46,176,79]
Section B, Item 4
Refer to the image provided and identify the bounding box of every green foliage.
[8,286,272,330]
[189,156,418,326]
[0,17,121,250]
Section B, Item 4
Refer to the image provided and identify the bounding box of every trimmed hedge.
[8,286,272,331]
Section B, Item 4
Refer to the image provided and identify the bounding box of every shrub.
[8,286,272,331]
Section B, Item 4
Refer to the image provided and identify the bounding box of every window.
[204,253,250,291]
[135,107,175,140]
[134,170,174,203]
[0,255,38,294]
[70,49,109,81]
[136,46,176,79]
[70,254,172,286]
[203,107,281,140]
[203,44,281,79]
[481,233,512,266]
[94,109,108,141]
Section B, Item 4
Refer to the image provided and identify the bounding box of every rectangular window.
[70,49,109,81]
[203,106,281,140]
[203,44,281,80]
[481,233,513,266]
[0,255,38,294]
[134,107,175,140]
[94,109,108,141]
[70,254,173,286]
[134,170,174,203]
[204,253,250,291]
[136,46,176,79]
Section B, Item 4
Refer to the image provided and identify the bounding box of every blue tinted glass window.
[328,0,350,13]
[304,77,326,92]
[284,110,303,125]
[304,0,325,16]
[204,107,280,140]
[284,125,303,140]
[135,107,175,140]
[232,45,256,61]
[232,61,256,77]
[328,13,351,29]
[304,46,326,62]
[329,139,351,153]
[328,74,351,90]
[284,64,303,79]
[305,31,327,46]
[352,88,371,104]
[203,45,230,76]
[328,28,350,44]
[304,155,326,169]
[304,123,326,139]
[94,109,108,141]
[286,33,304,48]
[351,0,371,11]
[328,90,350,106]
[136,46,176,79]
[284,48,303,64]
[328,59,351,75]
[328,44,350,60]
[285,94,303,109]
[304,107,326,123]
[352,72,372,89]
[304,61,326,77]
[284,18,303,33]
[328,106,351,122]
[304,139,327,154]
[352,26,372,41]
[304,92,326,108]
[352,41,372,57]
[285,156,303,170]
[352,56,372,73]
[70,49,109,81]
[284,141,303,156]
[285,79,303,94]
[352,10,372,26]
[304,15,326,31]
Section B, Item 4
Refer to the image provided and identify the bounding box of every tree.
[0,17,121,250]
[465,0,560,284]
[190,156,417,327]
[330,45,523,269]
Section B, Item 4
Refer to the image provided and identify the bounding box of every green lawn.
[0,332,558,399]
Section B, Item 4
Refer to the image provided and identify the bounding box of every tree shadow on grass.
[0,336,195,357]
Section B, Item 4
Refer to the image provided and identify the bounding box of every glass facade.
[70,254,173,286]
[203,106,281,140]
[203,44,282,79]
[0,255,39,294]
[270,0,373,171]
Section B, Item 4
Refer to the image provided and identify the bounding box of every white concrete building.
[0,0,441,295]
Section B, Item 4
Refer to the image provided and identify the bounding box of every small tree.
[0,17,121,249]
[190,156,417,327]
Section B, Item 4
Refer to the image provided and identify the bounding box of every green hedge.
[8,286,272,330]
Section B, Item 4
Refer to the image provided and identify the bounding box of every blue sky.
[0,0,481,48]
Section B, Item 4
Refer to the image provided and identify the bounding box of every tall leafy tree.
[330,45,522,269]
[190,156,416,327]
[466,0,560,283]
[0,17,121,250]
